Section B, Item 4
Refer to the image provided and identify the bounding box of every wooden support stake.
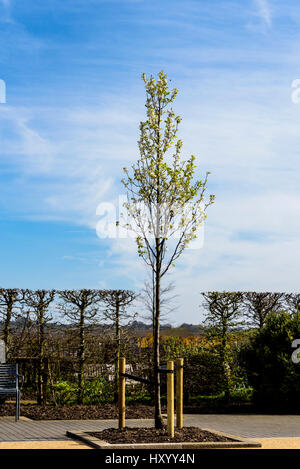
[118,357,126,429]
[176,358,183,429]
[167,360,174,438]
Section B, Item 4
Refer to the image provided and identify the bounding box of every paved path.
[1,414,300,442]
[184,414,300,439]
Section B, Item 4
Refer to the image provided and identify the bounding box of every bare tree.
[0,288,23,358]
[57,289,102,404]
[100,290,137,402]
[10,293,34,358]
[23,289,56,404]
[242,292,285,329]
[140,273,179,334]
[285,293,300,318]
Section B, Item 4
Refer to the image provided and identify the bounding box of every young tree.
[201,291,244,402]
[242,292,285,329]
[101,289,137,402]
[121,71,215,427]
[23,289,56,404]
[57,289,102,404]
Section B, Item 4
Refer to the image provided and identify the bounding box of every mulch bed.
[0,402,272,420]
[0,403,167,420]
[87,426,235,443]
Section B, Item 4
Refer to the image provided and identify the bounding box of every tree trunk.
[37,312,45,405]
[114,297,120,403]
[154,243,164,429]
[78,308,85,404]
[221,324,230,403]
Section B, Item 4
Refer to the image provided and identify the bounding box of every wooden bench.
[0,364,24,421]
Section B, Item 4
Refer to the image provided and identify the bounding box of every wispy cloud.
[0,0,11,9]
[254,0,272,28]
[0,0,13,23]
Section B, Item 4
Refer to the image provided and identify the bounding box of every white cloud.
[254,0,272,28]
[0,0,13,23]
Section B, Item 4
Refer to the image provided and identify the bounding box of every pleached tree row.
[0,288,137,404]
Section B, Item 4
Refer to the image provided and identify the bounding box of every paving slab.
[184,414,300,438]
[1,414,300,442]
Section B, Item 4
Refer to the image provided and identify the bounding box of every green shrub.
[230,387,253,403]
[185,388,253,409]
[239,311,300,411]
[50,380,78,405]
[125,387,152,404]
[160,334,248,402]
[49,378,114,405]
[82,378,114,404]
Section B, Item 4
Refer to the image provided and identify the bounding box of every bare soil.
[0,403,167,420]
[0,402,261,420]
[87,426,235,443]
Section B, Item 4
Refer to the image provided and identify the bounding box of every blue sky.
[1,0,300,324]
